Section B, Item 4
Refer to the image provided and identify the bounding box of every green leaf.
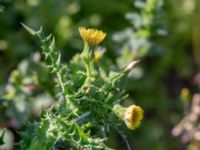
[21,23,37,36]
[0,129,5,145]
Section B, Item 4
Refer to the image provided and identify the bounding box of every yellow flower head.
[181,88,189,97]
[94,51,101,63]
[181,88,190,101]
[94,48,105,63]
[79,27,106,45]
[124,105,144,130]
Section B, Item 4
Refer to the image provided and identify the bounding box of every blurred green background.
[0,0,200,149]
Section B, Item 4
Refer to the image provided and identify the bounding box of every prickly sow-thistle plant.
[20,24,143,150]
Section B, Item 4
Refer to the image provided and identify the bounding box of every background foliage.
[0,0,199,149]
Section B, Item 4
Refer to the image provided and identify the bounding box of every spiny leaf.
[49,37,55,51]
[46,34,52,42]
[0,129,5,145]
[56,53,61,66]
[21,23,37,36]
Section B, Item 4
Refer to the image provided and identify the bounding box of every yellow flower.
[79,27,106,45]
[94,48,105,63]
[181,88,190,101]
[113,104,143,130]
[181,88,189,97]
[94,51,101,63]
[124,105,144,130]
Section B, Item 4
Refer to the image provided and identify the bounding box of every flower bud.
[113,104,143,130]
[124,105,144,130]
[123,60,140,72]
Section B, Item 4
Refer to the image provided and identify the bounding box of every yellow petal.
[79,27,106,45]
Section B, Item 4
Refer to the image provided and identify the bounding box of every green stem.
[81,42,95,77]
[39,34,68,102]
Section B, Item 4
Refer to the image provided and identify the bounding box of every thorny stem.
[39,33,67,102]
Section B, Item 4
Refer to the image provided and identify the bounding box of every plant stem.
[81,42,94,77]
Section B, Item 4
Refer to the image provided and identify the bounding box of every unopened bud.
[113,104,143,130]
[124,60,140,72]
